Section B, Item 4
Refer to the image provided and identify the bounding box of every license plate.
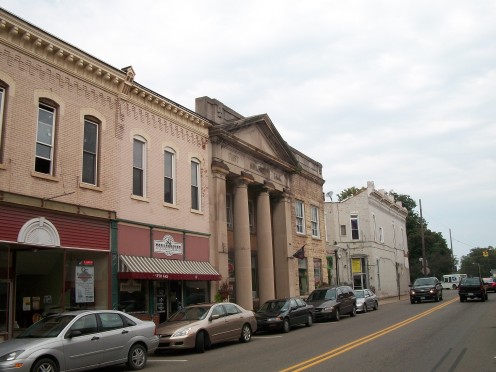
[420,297,426,300]
[468,293,474,296]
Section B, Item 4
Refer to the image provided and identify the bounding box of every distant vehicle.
[355,289,379,313]
[458,277,488,302]
[0,310,159,372]
[155,302,256,353]
[255,297,314,333]
[442,274,467,289]
[482,278,496,293]
[410,277,443,304]
[306,286,357,321]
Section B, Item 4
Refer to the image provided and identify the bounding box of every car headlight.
[0,350,25,362]
[321,306,334,312]
[171,327,192,338]
[429,288,436,294]
[410,290,415,295]
[267,317,282,322]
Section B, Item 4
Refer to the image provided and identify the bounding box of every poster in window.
[75,264,95,303]
[32,297,40,310]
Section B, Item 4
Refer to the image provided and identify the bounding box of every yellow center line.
[280,297,457,372]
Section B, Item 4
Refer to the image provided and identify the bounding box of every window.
[226,194,233,229]
[311,206,320,237]
[295,200,305,234]
[99,312,124,331]
[350,214,359,240]
[82,118,99,185]
[298,258,308,295]
[164,149,175,204]
[379,227,384,243]
[35,102,56,175]
[0,86,5,160]
[248,200,255,233]
[132,138,145,196]
[191,159,200,210]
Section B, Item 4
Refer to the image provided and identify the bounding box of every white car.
[355,289,379,313]
[0,310,159,372]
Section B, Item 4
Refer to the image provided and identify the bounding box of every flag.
[292,245,305,259]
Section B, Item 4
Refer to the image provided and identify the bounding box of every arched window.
[164,148,176,204]
[191,158,201,210]
[82,116,100,185]
[35,99,58,175]
[133,136,146,197]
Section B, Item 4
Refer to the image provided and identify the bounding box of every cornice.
[0,9,210,131]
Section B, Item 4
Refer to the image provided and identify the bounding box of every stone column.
[233,173,254,310]
[257,183,275,304]
[272,190,294,298]
[210,160,230,297]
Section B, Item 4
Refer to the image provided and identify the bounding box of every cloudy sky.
[2,0,495,262]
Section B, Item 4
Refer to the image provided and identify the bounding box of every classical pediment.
[211,114,297,169]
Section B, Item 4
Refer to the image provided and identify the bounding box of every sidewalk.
[380,294,409,305]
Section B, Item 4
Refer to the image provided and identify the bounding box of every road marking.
[149,359,188,363]
[280,298,458,372]
[254,335,284,339]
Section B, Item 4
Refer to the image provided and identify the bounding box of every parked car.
[459,277,488,302]
[410,277,443,304]
[255,297,314,333]
[355,289,379,313]
[155,302,256,353]
[306,285,356,321]
[482,277,496,293]
[0,310,159,372]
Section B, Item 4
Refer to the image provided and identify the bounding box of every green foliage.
[459,247,495,277]
[337,186,366,201]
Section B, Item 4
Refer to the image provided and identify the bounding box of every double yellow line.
[281,298,457,372]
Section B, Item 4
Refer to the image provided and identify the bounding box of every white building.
[324,181,410,298]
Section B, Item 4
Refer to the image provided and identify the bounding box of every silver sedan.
[355,289,379,313]
[0,310,159,372]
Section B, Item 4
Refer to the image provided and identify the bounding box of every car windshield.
[169,306,210,321]
[307,288,336,301]
[258,300,289,312]
[17,315,75,338]
[414,278,436,286]
[354,290,365,298]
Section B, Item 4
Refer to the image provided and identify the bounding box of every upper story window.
[311,206,320,237]
[350,214,359,240]
[226,193,233,229]
[82,117,99,185]
[379,227,384,243]
[35,102,56,175]
[164,149,175,204]
[295,200,305,234]
[132,137,146,197]
[191,158,201,211]
[0,86,5,161]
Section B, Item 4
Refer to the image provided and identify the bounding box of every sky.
[1,0,495,263]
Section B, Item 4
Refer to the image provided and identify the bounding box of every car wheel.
[410,299,415,304]
[240,324,252,342]
[374,301,379,310]
[195,331,206,353]
[282,318,291,333]
[459,296,465,302]
[334,308,340,321]
[481,295,486,302]
[434,294,439,302]
[127,343,147,370]
[306,313,313,327]
[452,284,457,289]
[362,303,367,313]
[350,306,356,317]
[32,358,58,372]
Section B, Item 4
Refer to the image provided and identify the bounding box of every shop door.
[0,280,12,341]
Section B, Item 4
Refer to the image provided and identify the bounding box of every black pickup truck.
[458,277,488,302]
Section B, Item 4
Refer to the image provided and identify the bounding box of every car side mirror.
[66,330,82,338]
[210,314,221,321]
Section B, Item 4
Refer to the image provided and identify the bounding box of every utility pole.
[419,199,427,276]
[449,228,456,272]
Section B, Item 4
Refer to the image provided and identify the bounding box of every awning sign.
[154,235,183,256]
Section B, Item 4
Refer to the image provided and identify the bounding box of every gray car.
[0,310,159,372]
[355,289,379,313]
[306,286,357,321]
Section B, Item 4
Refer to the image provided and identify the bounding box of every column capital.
[211,159,230,176]
[235,171,255,187]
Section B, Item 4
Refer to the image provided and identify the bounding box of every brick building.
[0,8,218,340]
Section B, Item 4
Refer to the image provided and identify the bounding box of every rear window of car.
[308,289,336,301]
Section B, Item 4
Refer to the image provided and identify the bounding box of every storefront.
[116,224,221,323]
[0,203,111,340]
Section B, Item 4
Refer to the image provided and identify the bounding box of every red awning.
[118,255,221,281]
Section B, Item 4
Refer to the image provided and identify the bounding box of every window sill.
[79,182,103,192]
[163,202,178,210]
[190,208,204,215]
[131,195,149,203]
[31,171,60,182]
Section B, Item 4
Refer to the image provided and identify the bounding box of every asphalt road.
[100,289,496,372]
